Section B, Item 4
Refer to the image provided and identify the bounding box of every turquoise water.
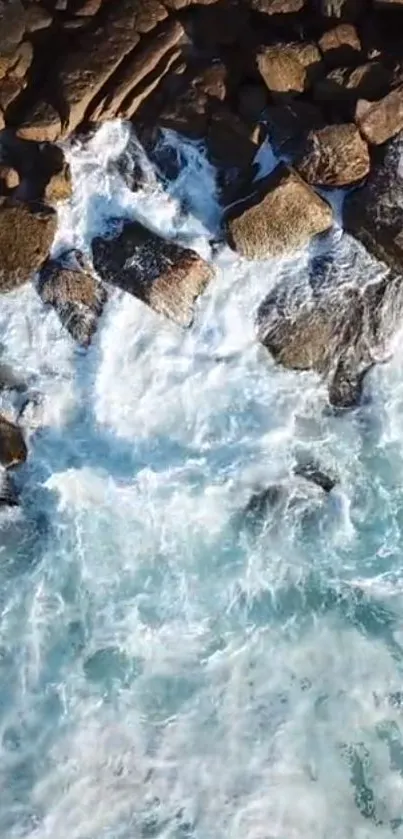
[0,122,403,838]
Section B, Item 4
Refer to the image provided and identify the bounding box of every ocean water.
[1,121,403,838]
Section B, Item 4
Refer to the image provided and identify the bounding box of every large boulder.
[226,163,333,260]
[355,86,403,145]
[257,234,403,407]
[318,24,362,67]
[344,132,403,273]
[257,43,322,98]
[0,198,57,291]
[38,252,107,346]
[297,124,370,187]
[0,415,27,468]
[92,220,214,327]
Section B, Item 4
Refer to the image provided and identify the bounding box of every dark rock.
[344,132,403,273]
[297,123,370,187]
[0,469,19,507]
[207,108,259,170]
[0,198,57,291]
[237,83,268,124]
[257,234,403,407]
[355,86,403,145]
[0,415,27,467]
[243,485,286,521]
[266,101,324,153]
[314,62,391,112]
[38,252,107,346]
[251,0,305,12]
[92,220,214,327]
[257,42,323,98]
[226,163,333,260]
[0,164,19,190]
[293,460,337,492]
[318,24,361,67]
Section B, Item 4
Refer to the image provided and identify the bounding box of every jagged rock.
[355,86,403,145]
[251,0,305,12]
[226,164,333,260]
[318,24,361,67]
[0,77,26,111]
[38,252,107,346]
[95,19,185,122]
[344,132,403,273]
[8,41,33,80]
[257,43,322,98]
[0,415,27,468]
[0,198,57,291]
[0,1,25,58]
[92,220,214,327]
[315,63,391,111]
[297,124,370,187]
[257,235,403,407]
[76,0,104,14]
[266,101,324,153]
[16,101,62,143]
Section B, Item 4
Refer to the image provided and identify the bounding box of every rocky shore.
[2,0,403,497]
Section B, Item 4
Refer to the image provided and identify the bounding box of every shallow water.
[1,121,403,838]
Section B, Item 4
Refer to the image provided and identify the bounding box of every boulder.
[16,101,62,143]
[237,83,268,123]
[38,252,107,346]
[316,0,364,19]
[314,63,391,112]
[251,0,305,12]
[0,415,27,467]
[318,24,361,67]
[355,86,403,145]
[92,220,214,327]
[0,469,19,507]
[257,234,403,407]
[0,198,57,291]
[257,43,322,98]
[297,123,370,187]
[266,101,324,153]
[226,164,333,260]
[344,132,403,274]
[0,164,19,190]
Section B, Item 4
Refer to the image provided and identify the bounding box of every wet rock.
[316,0,364,19]
[318,24,361,67]
[38,252,107,346]
[293,460,337,492]
[0,415,27,467]
[0,164,19,190]
[257,235,403,407]
[355,86,403,145]
[237,83,268,124]
[16,101,62,143]
[0,198,57,292]
[92,220,214,327]
[344,132,403,273]
[226,163,333,260]
[251,0,305,12]
[257,43,322,98]
[0,469,19,507]
[297,124,370,187]
[0,363,26,393]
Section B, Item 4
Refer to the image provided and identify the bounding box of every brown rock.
[355,87,403,145]
[38,253,107,346]
[207,108,259,170]
[297,124,370,187]
[315,62,391,110]
[76,0,104,14]
[257,43,322,98]
[24,4,53,32]
[0,165,19,190]
[92,220,214,327]
[318,24,361,67]
[0,76,25,111]
[44,162,72,205]
[8,41,33,80]
[0,198,57,291]
[251,0,305,11]
[0,415,27,468]
[226,164,333,260]
[16,101,61,143]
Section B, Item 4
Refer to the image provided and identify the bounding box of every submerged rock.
[0,469,19,507]
[92,220,214,327]
[293,460,337,492]
[0,415,27,468]
[226,163,333,260]
[38,252,107,346]
[257,235,403,407]
[0,198,57,291]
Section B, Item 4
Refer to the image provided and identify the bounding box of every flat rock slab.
[344,132,403,273]
[38,253,107,346]
[257,233,403,407]
[0,198,57,291]
[226,163,333,260]
[0,415,27,468]
[297,123,370,187]
[92,220,214,327]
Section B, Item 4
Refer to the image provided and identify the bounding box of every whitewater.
[1,119,403,839]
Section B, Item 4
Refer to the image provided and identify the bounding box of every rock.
[266,101,324,153]
[76,0,104,14]
[0,164,19,190]
[0,198,57,291]
[44,160,72,205]
[318,24,361,67]
[0,1,25,57]
[237,83,268,124]
[297,124,370,187]
[226,163,333,260]
[0,469,19,507]
[24,4,53,32]
[16,101,62,143]
[314,63,391,112]
[38,252,107,346]
[0,77,26,111]
[257,43,322,98]
[92,220,214,327]
[207,108,259,170]
[344,132,403,273]
[251,0,305,11]
[316,0,364,19]
[0,415,27,467]
[256,234,403,407]
[355,86,403,145]
[293,460,337,492]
